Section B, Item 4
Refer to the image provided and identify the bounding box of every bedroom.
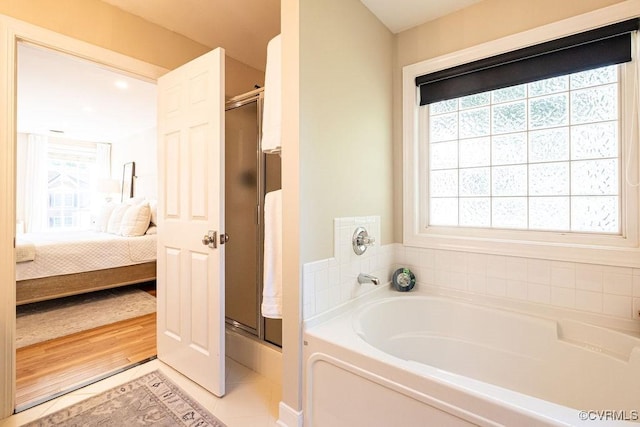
[14,41,159,409]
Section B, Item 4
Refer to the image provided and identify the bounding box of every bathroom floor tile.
[0,357,280,427]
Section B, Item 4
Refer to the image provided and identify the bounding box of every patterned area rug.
[22,370,226,427]
[16,287,157,348]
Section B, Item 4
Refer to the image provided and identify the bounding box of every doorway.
[14,41,159,411]
[0,18,167,417]
[0,16,276,418]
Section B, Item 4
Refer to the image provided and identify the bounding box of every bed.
[15,201,158,305]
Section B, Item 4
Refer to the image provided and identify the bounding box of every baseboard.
[277,401,303,427]
[225,329,282,384]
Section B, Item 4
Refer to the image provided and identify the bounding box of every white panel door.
[156,48,225,397]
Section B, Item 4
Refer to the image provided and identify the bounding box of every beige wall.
[278,0,394,416]
[112,127,158,199]
[280,0,301,414]
[0,0,205,69]
[0,0,264,97]
[392,0,627,241]
[299,0,394,263]
[395,0,625,68]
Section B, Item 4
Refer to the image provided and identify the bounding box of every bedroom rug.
[22,370,226,427]
[16,287,157,349]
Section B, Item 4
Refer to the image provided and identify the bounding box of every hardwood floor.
[16,311,157,409]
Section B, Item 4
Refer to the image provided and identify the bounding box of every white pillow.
[125,196,146,206]
[120,202,151,237]
[145,225,157,235]
[148,200,158,225]
[95,203,116,232]
[106,204,130,234]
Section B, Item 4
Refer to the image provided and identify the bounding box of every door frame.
[0,15,167,418]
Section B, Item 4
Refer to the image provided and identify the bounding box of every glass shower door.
[225,101,260,332]
[225,92,282,347]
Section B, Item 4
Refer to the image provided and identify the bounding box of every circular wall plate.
[392,267,416,292]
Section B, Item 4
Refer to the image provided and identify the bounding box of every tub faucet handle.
[358,235,375,245]
[358,273,380,286]
[353,227,375,255]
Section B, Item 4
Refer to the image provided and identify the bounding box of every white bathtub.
[303,289,640,426]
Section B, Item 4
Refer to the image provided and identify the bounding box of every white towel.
[261,189,282,319]
[261,34,282,153]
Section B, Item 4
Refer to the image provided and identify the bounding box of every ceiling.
[360,0,484,33]
[101,0,281,72]
[100,1,483,68]
[17,0,482,144]
[17,43,157,143]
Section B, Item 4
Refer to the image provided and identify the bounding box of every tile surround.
[302,216,640,323]
[303,216,395,319]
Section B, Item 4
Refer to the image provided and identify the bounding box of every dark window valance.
[416,18,640,106]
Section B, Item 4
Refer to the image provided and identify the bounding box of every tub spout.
[358,273,380,285]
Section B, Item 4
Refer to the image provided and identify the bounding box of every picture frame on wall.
[121,161,135,202]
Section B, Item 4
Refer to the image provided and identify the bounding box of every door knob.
[202,231,217,248]
[220,233,229,245]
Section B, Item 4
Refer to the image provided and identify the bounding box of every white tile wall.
[634,271,640,297]
[302,216,395,319]
[550,262,575,288]
[302,216,640,322]
[551,286,575,309]
[576,264,604,292]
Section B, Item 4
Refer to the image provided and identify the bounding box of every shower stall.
[224,88,282,347]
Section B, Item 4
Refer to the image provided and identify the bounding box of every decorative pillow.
[106,204,130,234]
[125,196,146,206]
[148,200,158,225]
[145,225,157,235]
[120,202,151,237]
[95,203,116,232]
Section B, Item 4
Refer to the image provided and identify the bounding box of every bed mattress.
[16,231,156,281]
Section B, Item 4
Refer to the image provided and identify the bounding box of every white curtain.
[95,142,111,180]
[20,134,49,233]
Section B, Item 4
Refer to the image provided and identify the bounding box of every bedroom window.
[46,140,107,230]
[47,158,93,229]
[403,17,640,267]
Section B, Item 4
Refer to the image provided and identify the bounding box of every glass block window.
[427,65,619,233]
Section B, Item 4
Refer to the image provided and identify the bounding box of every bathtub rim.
[304,283,640,338]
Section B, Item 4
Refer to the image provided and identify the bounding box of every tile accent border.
[302,216,640,325]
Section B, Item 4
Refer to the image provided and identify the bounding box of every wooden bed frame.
[16,261,157,305]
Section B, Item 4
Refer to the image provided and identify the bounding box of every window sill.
[403,228,640,268]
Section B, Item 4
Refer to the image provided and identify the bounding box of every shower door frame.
[224,88,267,341]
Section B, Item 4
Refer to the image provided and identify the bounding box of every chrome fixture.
[358,273,380,286]
[352,226,375,255]
[202,230,218,248]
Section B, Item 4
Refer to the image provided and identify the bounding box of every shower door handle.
[202,230,217,248]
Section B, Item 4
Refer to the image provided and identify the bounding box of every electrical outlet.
[633,298,640,320]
